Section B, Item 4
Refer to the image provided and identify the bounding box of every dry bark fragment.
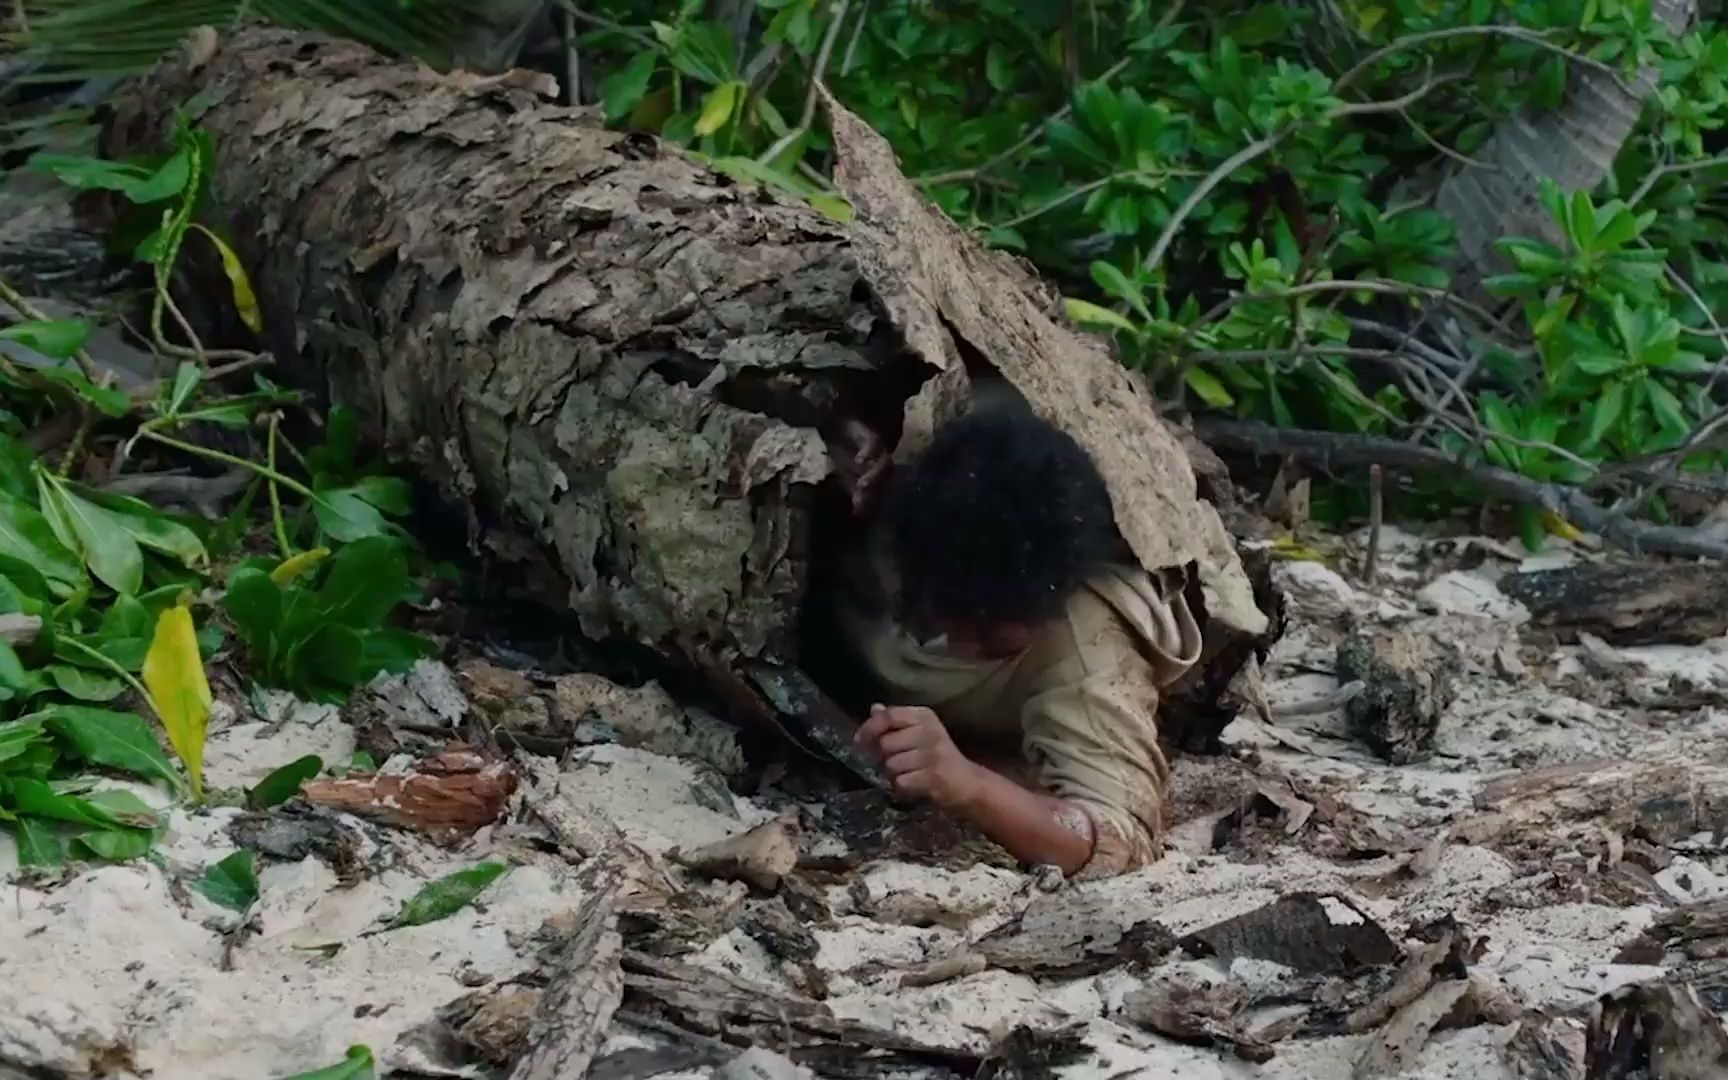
[1505,1012,1586,1080]
[974,888,1176,977]
[1181,892,1400,976]
[1586,981,1728,1079]
[672,810,801,892]
[299,745,517,839]
[507,858,629,1080]
[1335,627,1457,764]
[1499,562,1728,646]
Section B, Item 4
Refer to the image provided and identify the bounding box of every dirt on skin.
[2,525,1726,1079]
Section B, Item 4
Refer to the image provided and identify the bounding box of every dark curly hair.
[886,406,1118,627]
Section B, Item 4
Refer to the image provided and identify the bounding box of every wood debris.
[1586,981,1728,1079]
[1182,892,1400,976]
[973,888,1175,977]
[299,745,517,839]
[1504,1011,1585,1079]
[1335,626,1458,763]
[1120,967,1277,1062]
[1499,561,1728,646]
[672,810,802,892]
[226,808,365,884]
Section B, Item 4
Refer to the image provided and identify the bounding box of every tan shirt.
[835,526,1203,878]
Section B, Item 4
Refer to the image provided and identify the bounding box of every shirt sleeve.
[1018,591,1173,880]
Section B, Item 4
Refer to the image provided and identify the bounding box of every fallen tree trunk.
[103,29,1275,765]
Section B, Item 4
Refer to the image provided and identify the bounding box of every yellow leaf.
[694,81,742,138]
[143,603,212,801]
[1183,366,1237,408]
[270,546,330,587]
[1539,510,1583,542]
[191,223,262,333]
[1269,536,1327,563]
[1064,297,1139,335]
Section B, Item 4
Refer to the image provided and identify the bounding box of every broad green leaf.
[11,816,65,867]
[79,489,207,569]
[313,490,389,543]
[0,639,27,696]
[34,705,182,791]
[142,604,211,800]
[248,755,322,809]
[289,624,364,694]
[101,593,153,640]
[277,1045,376,1080]
[602,50,659,124]
[388,861,511,929]
[1647,378,1689,435]
[224,567,284,656]
[270,548,330,587]
[316,537,412,630]
[83,789,160,828]
[1090,260,1153,322]
[0,497,86,591]
[1184,367,1236,408]
[190,225,263,333]
[6,778,152,829]
[46,665,127,702]
[37,474,143,596]
[807,193,853,223]
[694,81,742,137]
[349,478,412,517]
[356,629,435,682]
[0,318,90,360]
[198,850,259,912]
[0,717,48,766]
[73,827,154,861]
[29,154,152,193]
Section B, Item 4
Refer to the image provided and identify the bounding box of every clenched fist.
[854,704,983,810]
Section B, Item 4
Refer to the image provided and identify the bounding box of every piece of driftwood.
[739,896,820,964]
[1586,981,1728,1079]
[1504,1012,1586,1080]
[299,745,518,839]
[672,810,802,892]
[1353,980,1473,1080]
[1475,759,1728,848]
[105,28,1279,782]
[1335,627,1457,764]
[1347,925,1470,1033]
[1181,892,1401,976]
[973,889,1175,978]
[1120,970,1275,1063]
[1499,562,1728,646]
[619,884,747,958]
[436,984,543,1066]
[973,1025,1093,1080]
[507,858,629,1080]
[898,951,988,989]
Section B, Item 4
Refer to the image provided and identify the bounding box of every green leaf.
[693,81,742,138]
[0,639,27,697]
[198,850,260,912]
[348,478,412,517]
[143,604,211,800]
[12,816,65,867]
[79,489,208,569]
[248,755,323,809]
[316,537,412,629]
[0,496,86,591]
[29,154,152,193]
[0,717,48,767]
[37,474,143,596]
[0,318,90,360]
[163,362,203,417]
[288,624,364,692]
[31,366,131,416]
[1063,298,1139,334]
[6,777,154,829]
[1183,367,1236,408]
[277,1045,376,1080]
[34,705,183,791]
[46,665,127,702]
[388,861,511,929]
[313,490,389,543]
[224,566,284,655]
[1647,378,1689,435]
[72,826,154,861]
[1584,381,1626,450]
[602,50,660,124]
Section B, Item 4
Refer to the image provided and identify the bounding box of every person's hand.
[854,705,983,810]
[828,417,889,517]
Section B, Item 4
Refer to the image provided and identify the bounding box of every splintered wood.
[298,745,517,839]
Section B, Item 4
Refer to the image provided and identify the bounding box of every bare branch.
[757,0,850,166]
[1334,25,1634,97]
[1193,418,1728,561]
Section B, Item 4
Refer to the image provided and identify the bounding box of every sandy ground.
[3,526,1726,1078]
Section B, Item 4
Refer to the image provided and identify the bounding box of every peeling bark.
[103,29,1275,762]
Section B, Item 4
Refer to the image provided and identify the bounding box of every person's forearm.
[950,762,1094,875]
